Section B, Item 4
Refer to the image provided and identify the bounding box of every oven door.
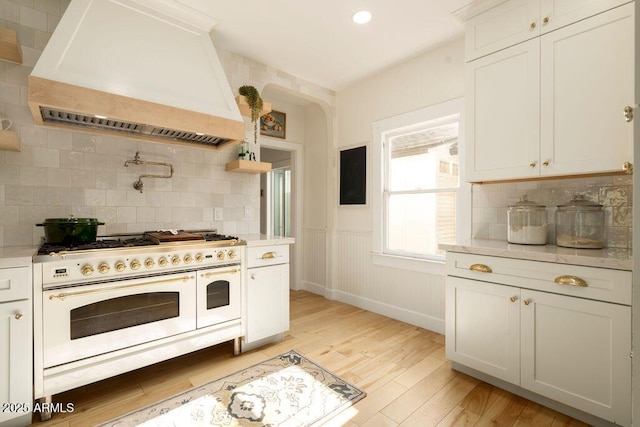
[42,272,196,368]
[196,266,241,329]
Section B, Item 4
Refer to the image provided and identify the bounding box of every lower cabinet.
[445,254,631,426]
[245,245,290,343]
[0,265,32,427]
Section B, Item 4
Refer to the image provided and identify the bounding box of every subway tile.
[85,189,106,206]
[0,81,20,104]
[72,169,96,188]
[47,167,71,187]
[18,205,45,225]
[117,206,136,223]
[33,147,59,167]
[4,225,32,246]
[47,129,72,150]
[19,165,46,185]
[20,5,47,31]
[5,185,33,205]
[136,207,155,223]
[599,186,628,207]
[35,0,61,16]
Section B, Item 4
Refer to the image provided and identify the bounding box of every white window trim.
[371,97,470,275]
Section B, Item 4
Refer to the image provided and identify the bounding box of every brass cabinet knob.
[529,162,537,168]
[509,296,517,303]
[217,252,225,261]
[171,256,180,265]
[470,263,492,273]
[195,253,204,263]
[262,252,277,259]
[115,261,126,272]
[228,250,236,259]
[183,254,193,264]
[530,21,536,29]
[130,259,141,270]
[144,258,155,268]
[624,105,634,122]
[14,313,23,320]
[98,263,110,274]
[523,299,531,306]
[554,275,587,287]
[543,160,549,166]
[158,257,168,267]
[623,162,633,174]
[81,265,94,276]
[543,16,549,24]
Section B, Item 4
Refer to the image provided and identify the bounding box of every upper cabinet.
[464,0,635,182]
[465,0,632,61]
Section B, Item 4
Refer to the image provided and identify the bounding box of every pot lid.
[39,217,104,224]
[557,194,603,209]
[509,195,545,209]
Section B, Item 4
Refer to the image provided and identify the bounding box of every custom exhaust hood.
[28,0,245,149]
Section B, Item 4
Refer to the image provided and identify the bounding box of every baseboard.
[299,280,326,296]
[327,289,445,334]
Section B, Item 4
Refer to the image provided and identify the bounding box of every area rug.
[99,350,366,426]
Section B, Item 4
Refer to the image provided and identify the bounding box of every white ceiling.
[197,1,469,91]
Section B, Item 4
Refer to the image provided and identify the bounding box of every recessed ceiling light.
[352,10,372,24]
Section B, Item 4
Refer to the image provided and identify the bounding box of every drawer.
[0,266,31,302]
[446,252,631,305]
[247,245,290,268]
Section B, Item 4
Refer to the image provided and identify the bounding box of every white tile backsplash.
[472,175,633,248]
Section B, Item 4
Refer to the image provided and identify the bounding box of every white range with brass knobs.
[443,247,632,426]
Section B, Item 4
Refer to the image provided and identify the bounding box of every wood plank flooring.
[30,291,589,426]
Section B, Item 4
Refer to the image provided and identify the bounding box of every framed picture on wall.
[339,145,367,205]
[260,110,286,139]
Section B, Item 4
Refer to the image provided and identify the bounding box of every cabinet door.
[540,3,634,176]
[246,264,289,343]
[466,39,540,182]
[465,0,540,61]
[540,0,632,34]
[520,290,631,425]
[445,277,520,384]
[0,300,32,424]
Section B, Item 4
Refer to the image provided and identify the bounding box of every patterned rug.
[99,350,366,426]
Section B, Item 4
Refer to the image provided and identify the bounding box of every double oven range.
[32,230,244,416]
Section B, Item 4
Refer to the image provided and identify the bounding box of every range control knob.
[115,261,126,272]
[158,257,168,267]
[144,258,155,269]
[171,255,181,265]
[81,265,94,276]
[195,253,204,263]
[98,263,110,274]
[183,254,193,264]
[217,252,225,261]
[130,259,141,270]
[228,250,236,260]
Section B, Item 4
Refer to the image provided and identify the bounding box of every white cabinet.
[445,253,631,425]
[465,0,631,61]
[466,39,540,181]
[245,245,290,343]
[0,266,32,427]
[465,1,634,182]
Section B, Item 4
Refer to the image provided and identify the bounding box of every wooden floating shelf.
[0,27,22,64]
[0,130,20,152]
[225,159,272,174]
[235,95,272,118]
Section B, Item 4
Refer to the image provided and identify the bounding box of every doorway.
[270,167,292,237]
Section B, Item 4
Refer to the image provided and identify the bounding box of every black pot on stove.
[36,217,105,245]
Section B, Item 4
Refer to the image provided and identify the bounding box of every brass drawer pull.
[469,264,492,273]
[554,275,587,287]
[261,252,277,259]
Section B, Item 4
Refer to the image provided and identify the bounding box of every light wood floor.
[30,290,589,426]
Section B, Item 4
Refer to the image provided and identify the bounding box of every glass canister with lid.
[507,195,548,245]
[555,194,605,249]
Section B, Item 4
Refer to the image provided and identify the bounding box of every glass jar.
[507,195,548,245]
[555,194,605,249]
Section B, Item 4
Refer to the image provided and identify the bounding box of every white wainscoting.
[302,228,446,334]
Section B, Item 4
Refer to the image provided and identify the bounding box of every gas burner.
[203,233,239,242]
[37,240,128,255]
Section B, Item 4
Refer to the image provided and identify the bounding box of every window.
[372,98,468,264]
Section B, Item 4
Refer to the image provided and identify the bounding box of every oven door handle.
[200,269,241,278]
[48,275,195,301]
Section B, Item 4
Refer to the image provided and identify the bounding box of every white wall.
[302,38,466,333]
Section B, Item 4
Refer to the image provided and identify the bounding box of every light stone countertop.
[0,246,38,268]
[439,239,632,271]
[238,234,295,247]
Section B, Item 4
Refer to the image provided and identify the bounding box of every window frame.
[371,98,470,274]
